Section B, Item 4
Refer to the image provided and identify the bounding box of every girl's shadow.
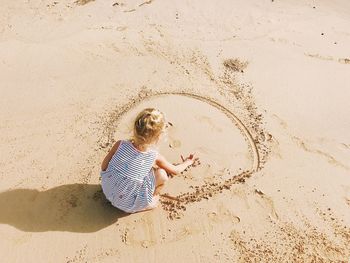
[0,184,127,233]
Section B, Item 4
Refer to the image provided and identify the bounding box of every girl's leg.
[153,168,168,196]
[138,195,160,212]
[136,169,168,213]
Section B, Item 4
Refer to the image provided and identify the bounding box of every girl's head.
[133,108,166,146]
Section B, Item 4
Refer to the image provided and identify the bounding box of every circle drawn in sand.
[101,91,260,219]
[113,93,259,171]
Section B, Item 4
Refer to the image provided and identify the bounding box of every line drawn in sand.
[305,53,350,65]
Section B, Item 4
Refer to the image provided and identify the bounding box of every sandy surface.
[1,0,350,262]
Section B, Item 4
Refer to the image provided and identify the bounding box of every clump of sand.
[223,58,248,72]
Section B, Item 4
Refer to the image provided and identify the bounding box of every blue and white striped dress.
[100,140,157,213]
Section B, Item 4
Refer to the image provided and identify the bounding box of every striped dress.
[100,140,157,213]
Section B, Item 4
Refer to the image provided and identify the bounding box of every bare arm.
[101,140,121,171]
[155,154,195,175]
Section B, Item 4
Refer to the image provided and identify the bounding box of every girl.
[100,108,197,213]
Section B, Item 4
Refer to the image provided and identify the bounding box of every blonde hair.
[133,108,165,146]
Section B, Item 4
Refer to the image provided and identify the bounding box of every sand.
[1,0,350,262]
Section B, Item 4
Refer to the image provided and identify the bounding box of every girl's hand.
[155,153,200,176]
[181,154,199,166]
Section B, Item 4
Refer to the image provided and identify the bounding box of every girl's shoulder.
[148,148,159,160]
[121,139,159,158]
[149,148,159,156]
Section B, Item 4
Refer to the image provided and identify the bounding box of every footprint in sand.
[208,211,240,224]
[254,189,279,221]
[195,115,223,133]
[168,223,203,242]
[119,214,160,248]
[207,202,240,224]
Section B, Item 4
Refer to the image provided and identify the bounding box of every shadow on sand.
[0,184,127,233]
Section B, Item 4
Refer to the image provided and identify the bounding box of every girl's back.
[101,140,157,213]
[100,108,197,213]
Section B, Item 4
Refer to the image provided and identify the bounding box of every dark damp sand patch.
[223,58,248,73]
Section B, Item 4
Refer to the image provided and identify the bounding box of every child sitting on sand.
[100,108,197,213]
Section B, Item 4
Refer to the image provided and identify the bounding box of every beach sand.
[0,0,350,262]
